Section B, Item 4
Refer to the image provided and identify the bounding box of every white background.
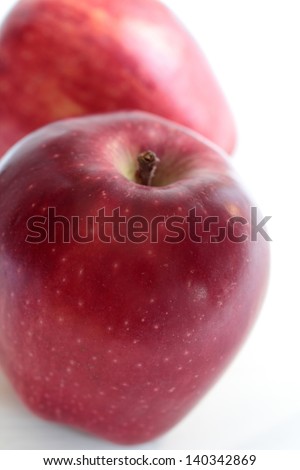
[0,0,299,450]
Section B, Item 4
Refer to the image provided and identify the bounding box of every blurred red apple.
[0,0,236,157]
[0,112,268,444]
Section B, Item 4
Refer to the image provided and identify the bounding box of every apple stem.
[135,150,160,186]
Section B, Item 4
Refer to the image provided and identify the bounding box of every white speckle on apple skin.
[194,286,207,301]
[54,408,62,417]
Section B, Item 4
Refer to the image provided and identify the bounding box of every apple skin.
[0,112,268,444]
[0,0,236,158]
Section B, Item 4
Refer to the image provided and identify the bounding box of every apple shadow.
[237,413,300,450]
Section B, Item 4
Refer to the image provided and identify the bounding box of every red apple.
[0,0,236,158]
[0,112,268,444]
